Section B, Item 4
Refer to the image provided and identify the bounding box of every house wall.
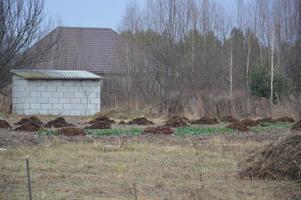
[12,75,101,116]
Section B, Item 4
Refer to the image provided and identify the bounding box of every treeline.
[116,0,301,116]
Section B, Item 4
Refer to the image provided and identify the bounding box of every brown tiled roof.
[32,26,126,74]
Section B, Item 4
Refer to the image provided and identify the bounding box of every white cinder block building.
[11,69,102,116]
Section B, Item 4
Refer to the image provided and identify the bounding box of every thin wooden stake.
[133,183,138,200]
[26,158,32,200]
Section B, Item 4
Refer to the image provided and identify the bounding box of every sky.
[45,0,146,31]
[45,0,235,32]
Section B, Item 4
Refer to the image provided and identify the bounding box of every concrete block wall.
[12,75,101,116]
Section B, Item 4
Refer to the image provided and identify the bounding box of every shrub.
[250,65,292,101]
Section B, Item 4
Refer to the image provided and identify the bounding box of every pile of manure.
[143,126,174,135]
[0,120,11,129]
[240,119,259,127]
[291,120,301,131]
[190,116,219,125]
[256,118,276,124]
[85,121,111,129]
[227,122,250,132]
[127,117,154,125]
[58,127,86,136]
[276,117,295,123]
[220,115,239,123]
[88,116,115,124]
[15,116,43,127]
[44,117,73,128]
[15,122,41,132]
[164,116,188,127]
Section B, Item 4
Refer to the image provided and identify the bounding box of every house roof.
[31,26,126,74]
[11,69,102,80]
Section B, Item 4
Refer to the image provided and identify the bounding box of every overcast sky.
[45,0,235,31]
[45,0,146,30]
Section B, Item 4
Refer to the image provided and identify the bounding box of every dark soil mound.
[239,133,301,180]
[119,120,126,125]
[256,118,276,124]
[58,127,86,136]
[227,122,250,132]
[0,120,11,129]
[85,121,111,129]
[143,126,174,135]
[89,116,115,124]
[15,116,43,126]
[220,116,239,123]
[164,116,188,127]
[127,117,154,125]
[44,117,73,128]
[291,120,301,131]
[190,116,219,125]
[240,119,259,127]
[15,122,41,132]
[167,115,190,122]
[276,117,295,123]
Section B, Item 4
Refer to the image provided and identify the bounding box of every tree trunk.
[270,31,275,108]
[246,35,251,90]
[229,48,233,98]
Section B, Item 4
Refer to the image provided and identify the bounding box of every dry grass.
[0,138,300,200]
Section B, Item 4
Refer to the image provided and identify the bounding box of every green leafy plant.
[86,128,143,137]
[175,127,235,136]
[36,129,59,136]
[251,122,293,133]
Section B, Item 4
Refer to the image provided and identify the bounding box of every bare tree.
[0,0,55,87]
[119,0,301,116]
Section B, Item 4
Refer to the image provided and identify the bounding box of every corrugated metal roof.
[11,69,102,80]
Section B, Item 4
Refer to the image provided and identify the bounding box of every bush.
[250,65,292,101]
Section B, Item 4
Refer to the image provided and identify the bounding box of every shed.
[11,69,103,116]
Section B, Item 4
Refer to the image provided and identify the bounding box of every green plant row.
[35,122,293,137]
[250,122,293,133]
[86,128,143,136]
[175,127,235,136]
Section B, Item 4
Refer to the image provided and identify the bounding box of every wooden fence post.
[133,183,138,200]
[26,158,33,200]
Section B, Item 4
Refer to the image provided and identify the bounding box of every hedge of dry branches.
[239,133,301,180]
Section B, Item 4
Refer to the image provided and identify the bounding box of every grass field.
[1,137,300,200]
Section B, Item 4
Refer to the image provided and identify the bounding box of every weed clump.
[240,133,301,180]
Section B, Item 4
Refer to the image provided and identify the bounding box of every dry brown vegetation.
[0,115,301,199]
[1,136,301,200]
[240,133,301,181]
